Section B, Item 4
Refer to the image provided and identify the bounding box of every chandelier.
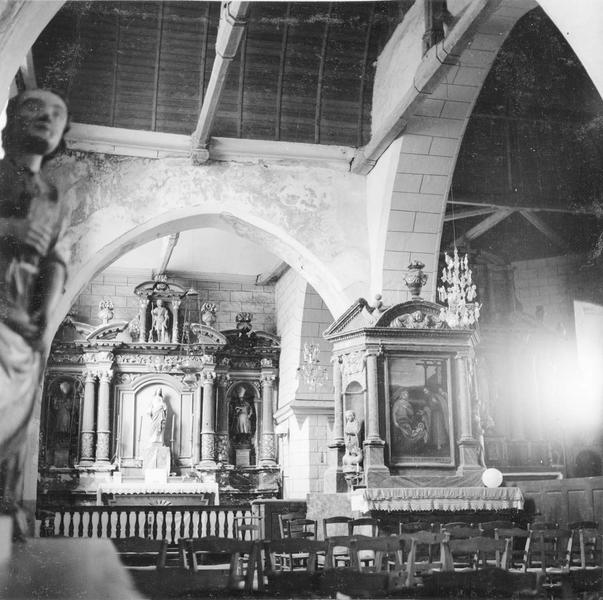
[297,343,329,388]
[437,248,481,328]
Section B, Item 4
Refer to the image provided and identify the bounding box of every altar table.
[97,480,220,505]
[350,487,524,513]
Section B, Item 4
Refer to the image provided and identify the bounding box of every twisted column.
[95,369,113,462]
[138,295,150,342]
[200,370,216,464]
[365,352,381,442]
[171,299,181,343]
[79,370,97,465]
[260,373,277,465]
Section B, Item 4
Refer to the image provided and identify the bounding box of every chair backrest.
[401,531,452,587]
[399,520,433,535]
[479,520,515,536]
[348,517,379,537]
[448,537,509,570]
[568,521,601,568]
[264,538,327,573]
[525,528,571,573]
[443,523,481,539]
[529,521,559,531]
[323,516,352,539]
[235,516,263,541]
[278,511,305,538]
[494,527,530,569]
[286,518,317,539]
[350,535,404,572]
[324,535,354,569]
[184,536,259,592]
[111,537,168,569]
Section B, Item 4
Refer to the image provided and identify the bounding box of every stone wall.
[69,268,276,334]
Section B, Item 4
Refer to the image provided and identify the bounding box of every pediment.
[87,320,130,340]
[323,298,376,339]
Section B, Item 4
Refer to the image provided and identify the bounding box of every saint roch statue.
[0,89,71,537]
[148,388,167,445]
[151,299,169,343]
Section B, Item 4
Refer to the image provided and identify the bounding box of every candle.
[171,415,175,441]
[137,415,142,444]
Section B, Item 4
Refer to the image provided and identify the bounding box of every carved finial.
[404,261,428,298]
[98,298,114,325]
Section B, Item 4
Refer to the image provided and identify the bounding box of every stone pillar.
[332,356,344,445]
[455,352,481,474]
[79,370,97,465]
[200,370,216,465]
[171,299,181,343]
[260,373,277,465]
[138,295,150,342]
[216,374,231,464]
[324,356,345,492]
[362,350,388,486]
[95,369,113,463]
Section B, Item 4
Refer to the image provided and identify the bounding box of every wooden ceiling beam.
[449,198,595,215]
[519,210,570,251]
[191,1,250,162]
[156,233,180,276]
[444,207,497,222]
[453,208,514,246]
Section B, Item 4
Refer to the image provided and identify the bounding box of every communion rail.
[38,504,253,544]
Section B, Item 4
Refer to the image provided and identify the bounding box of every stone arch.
[378,0,539,304]
[48,153,369,331]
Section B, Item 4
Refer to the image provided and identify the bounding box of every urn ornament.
[404,261,428,298]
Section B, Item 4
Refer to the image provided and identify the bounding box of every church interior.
[2,0,603,597]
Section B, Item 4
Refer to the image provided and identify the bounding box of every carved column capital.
[261,374,276,388]
[217,373,231,388]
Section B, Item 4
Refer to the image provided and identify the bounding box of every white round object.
[481,468,503,488]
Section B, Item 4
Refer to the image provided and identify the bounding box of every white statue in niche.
[148,388,167,445]
[151,299,170,343]
[233,385,252,434]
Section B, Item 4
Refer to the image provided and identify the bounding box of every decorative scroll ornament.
[297,343,328,388]
[437,248,481,328]
[98,298,114,325]
[200,302,217,327]
[390,310,443,329]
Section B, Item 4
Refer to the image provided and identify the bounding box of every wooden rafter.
[454,208,514,246]
[314,2,332,144]
[519,210,570,251]
[444,207,497,222]
[357,3,375,147]
[275,3,291,141]
[449,198,596,216]
[157,233,180,276]
[20,50,37,89]
[191,1,250,160]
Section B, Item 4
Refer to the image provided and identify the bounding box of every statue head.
[236,385,246,399]
[344,410,356,422]
[2,89,70,161]
[156,299,164,307]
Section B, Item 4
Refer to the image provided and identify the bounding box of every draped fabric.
[96,481,220,504]
[350,487,524,512]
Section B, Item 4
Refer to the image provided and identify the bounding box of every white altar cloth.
[350,486,524,513]
[96,480,220,505]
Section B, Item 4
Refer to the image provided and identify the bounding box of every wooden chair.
[264,538,326,596]
[494,527,530,570]
[448,537,510,571]
[399,520,434,535]
[324,535,355,569]
[402,531,452,586]
[278,511,305,538]
[111,537,168,570]
[234,515,263,541]
[348,516,379,537]
[442,523,482,568]
[350,534,405,572]
[322,515,352,539]
[568,520,600,569]
[479,520,516,537]
[183,537,260,593]
[286,518,317,539]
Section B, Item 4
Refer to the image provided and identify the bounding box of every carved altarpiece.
[39,284,280,508]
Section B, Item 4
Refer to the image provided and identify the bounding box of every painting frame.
[385,354,455,468]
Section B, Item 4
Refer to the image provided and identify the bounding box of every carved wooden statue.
[0,89,70,536]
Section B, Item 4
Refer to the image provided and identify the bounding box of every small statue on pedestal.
[151,299,170,343]
[148,387,167,445]
[342,410,363,490]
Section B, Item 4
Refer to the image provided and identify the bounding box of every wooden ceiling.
[33,1,402,147]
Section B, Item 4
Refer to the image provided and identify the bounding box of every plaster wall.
[275,268,306,408]
[45,153,369,331]
[70,269,276,334]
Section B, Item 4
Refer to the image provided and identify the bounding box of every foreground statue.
[0,89,70,536]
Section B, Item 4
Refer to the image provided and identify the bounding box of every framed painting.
[386,356,454,467]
